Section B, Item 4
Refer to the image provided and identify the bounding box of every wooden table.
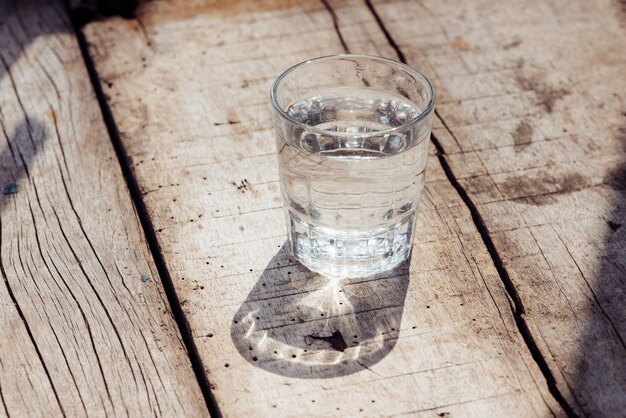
[1,0,624,416]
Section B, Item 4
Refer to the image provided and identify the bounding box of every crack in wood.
[320,0,349,53]
[554,227,626,351]
[51,207,118,409]
[0,216,66,417]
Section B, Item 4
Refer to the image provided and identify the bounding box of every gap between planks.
[67,7,223,418]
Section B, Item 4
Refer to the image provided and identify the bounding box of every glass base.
[287,209,415,278]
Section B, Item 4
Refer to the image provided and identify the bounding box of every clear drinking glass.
[271,55,435,278]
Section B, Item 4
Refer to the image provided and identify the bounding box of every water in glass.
[277,87,429,277]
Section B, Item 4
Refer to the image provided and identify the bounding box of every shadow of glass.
[231,243,410,378]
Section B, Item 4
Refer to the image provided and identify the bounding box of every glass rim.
[270,54,436,138]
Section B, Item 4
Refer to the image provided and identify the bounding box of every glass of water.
[271,55,435,278]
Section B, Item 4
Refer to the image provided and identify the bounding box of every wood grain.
[0,1,207,416]
[83,0,567,416]
[368,0,626,416]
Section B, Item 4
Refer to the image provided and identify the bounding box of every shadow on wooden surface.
[572,125,626,414]
[0,119,47,206]
[1,2,213,415]
[231,243,410,378]
[0,2,65,81]
[0,0,49,190]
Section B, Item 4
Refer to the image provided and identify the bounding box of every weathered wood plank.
[83,0,567,416]
[0,1,207,416]
[369,0,626,416]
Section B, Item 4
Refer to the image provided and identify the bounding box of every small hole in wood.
[291,354,296,358]
[224,363,230,368]
[252,356,258,361]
